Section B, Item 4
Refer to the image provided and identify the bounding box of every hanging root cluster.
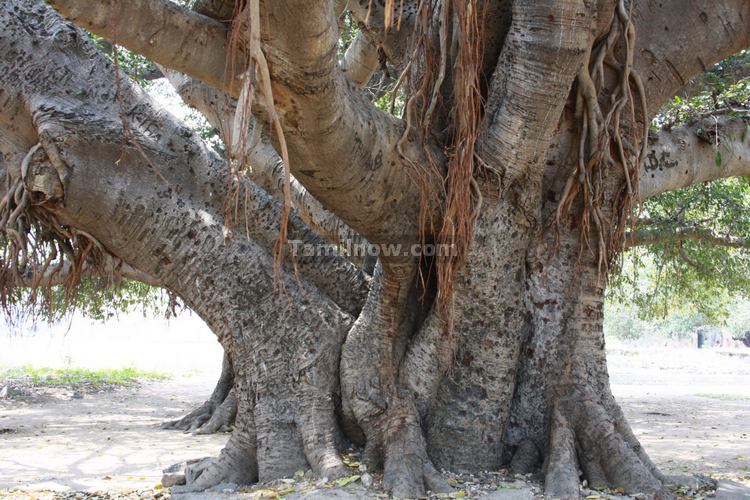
[0,144,106,317]
[556,0,648,274]
[392,0,486,321]
[434,0,484,319]
[227,0,294,283]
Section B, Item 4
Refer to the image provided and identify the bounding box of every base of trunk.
[542,385,671,499]
[177,399,259,491]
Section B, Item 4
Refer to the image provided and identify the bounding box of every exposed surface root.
[544,388,673,500]
[296,397,350,481]
[176,367,348,489]
[161,399,218,433]
[180,395,258,491]
[253,395,309,481]
[341,262,448,498]
[383,400,452,498]
[162,353,236,435]
[194,389,238,435]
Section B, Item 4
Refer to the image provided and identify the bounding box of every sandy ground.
[609,346,750,481]
[1,314,749,495]
[0,376,227,492]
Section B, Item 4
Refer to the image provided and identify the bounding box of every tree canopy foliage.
[611,58,750,330]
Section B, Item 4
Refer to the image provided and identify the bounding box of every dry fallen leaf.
[336,474,361,487]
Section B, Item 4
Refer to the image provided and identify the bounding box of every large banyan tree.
[1,0,749,497]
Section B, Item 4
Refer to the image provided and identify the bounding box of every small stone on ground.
[714,479,750,499]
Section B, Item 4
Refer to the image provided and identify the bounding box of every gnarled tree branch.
[633,0,750,117]
[45,0,240,91]
[639,113,750,198]
[47,0,444,248]
[160,69,369,256]
[248,0,443,247]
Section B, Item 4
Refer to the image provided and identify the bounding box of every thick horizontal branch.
[1,2,369,317]
[45,0,240,92]
[633,0,750,118]
[250,0,443,247]
[161,69,368,255]
[639,113,750,198]
[625,225,750,249]
[48,0,442,248]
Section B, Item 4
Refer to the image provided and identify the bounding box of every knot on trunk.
[23,143,65,210]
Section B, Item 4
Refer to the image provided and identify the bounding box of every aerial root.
[1,140,113,313]
[556,0,649,274]
[228,0,293,276]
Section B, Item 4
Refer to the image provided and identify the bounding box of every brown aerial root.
[393,0,486,322]
[381,0,406,31]
[556,0,649,275]
[226,0,294,285]
[0,142,115,316]
[544,387,673,499]
[434,0,486,321]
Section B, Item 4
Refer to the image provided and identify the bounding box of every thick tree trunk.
[0,1,359,489]
[510,224,667,498]
[3,1,750,499]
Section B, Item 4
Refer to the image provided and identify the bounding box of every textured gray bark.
[639,114,750,198]
[0,1,357,487]
[3,0,750,498]
[162,352,237,434]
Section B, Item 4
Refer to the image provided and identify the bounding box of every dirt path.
[620,395,749,480]
[0,377,226,492]
[609,347,750,483]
